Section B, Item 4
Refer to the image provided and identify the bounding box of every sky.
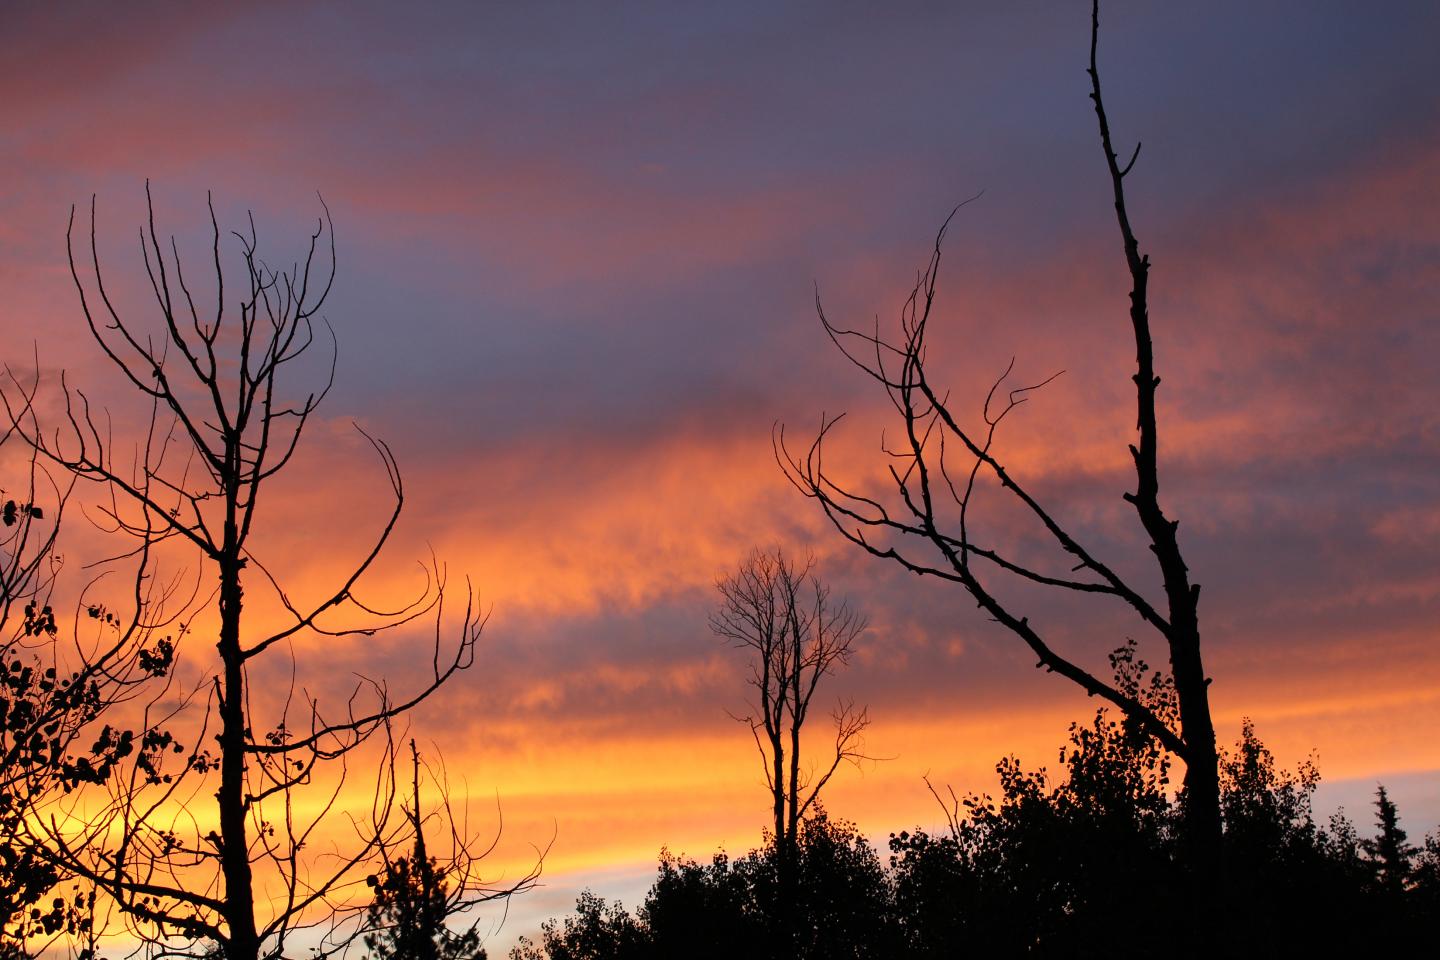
[2,0,1438,952]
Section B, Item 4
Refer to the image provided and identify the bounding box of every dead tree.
[777,0,1221,895]
[9,185,499,959]
[709,548,869,879]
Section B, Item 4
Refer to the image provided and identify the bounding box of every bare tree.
[709,548,869,874]
[5,185,508,959]
[776,0,1221,898]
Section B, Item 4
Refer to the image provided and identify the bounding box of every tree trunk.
[1173,622,1220,956]
[217,548,258,960]
[770,735,785,852]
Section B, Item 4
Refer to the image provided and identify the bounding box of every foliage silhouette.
[890,647,1178,958]
[509,891,646,960]
[2,375,188,958]
[510,809,898,960]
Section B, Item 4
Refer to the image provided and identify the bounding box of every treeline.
[514,711,1436,959]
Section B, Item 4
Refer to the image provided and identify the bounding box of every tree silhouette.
[362,740,525,960]
[1365,784,1415,895]
[775,0,1223,922]
[8,186,494,959]
[709,548,868,933]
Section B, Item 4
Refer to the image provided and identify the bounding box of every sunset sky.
[3,0,1438,951]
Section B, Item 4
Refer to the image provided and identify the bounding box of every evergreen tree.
[364,742,486,960]
[1364,785,1415,895]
